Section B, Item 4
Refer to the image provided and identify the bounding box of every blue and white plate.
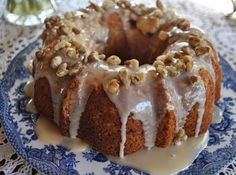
[0,40,236,175]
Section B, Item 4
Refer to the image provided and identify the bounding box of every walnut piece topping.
[158,30,168,41]
[131,72,146,84]
[106,79,120,94]
[152,9,163,17]
[51,56,62,69]
[163,53,174,65]
[174,129,188,146]
[181,55,192,63]
[157,66,168,78]
[166,66,178,77]
[195,46,210,56]
[99,54,106,60]
[156,55,167,61]
[67,48,77,59]
[89,1,102,12]
[56,63,69,77]
[69,62,83,76]
[153,59,164,68]
[119,68,131,88]
[87,51,99,62]
[106,55,121,66]
[59,26,70,35]
[176,18,190,31]
[124,59,139,70]
[186,61,193,72]
[72,27,80,34]
[181,46,193,55]
[64,12,74,19]
[189,36,201,48]
[137,16,158,35]
[175,60,186,71]
[70,39,86,54]
[186,75,198,85]
[87,51,105,63]
[27,60,33,74]
[54,40,71,51]
[174,52,183,59]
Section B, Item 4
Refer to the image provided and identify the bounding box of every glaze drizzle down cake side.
[31,0,221,158]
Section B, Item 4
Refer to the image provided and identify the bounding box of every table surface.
[0,0,236,174]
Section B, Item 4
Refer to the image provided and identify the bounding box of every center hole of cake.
[103,12,167,65]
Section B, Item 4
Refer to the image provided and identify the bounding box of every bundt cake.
[32,0,221,158]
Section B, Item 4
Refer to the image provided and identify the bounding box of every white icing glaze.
[69,63,107,138]
[109,131,209,175]
[163,41,215,135]
[36,116,89,151]
[36,115,209,175]
[106,74,159,157]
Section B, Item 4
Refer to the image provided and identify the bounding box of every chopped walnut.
[54,40,71,51]
[137,16,158,35]
[176,18,190,31]
[105,79,120,94]
[152,9,163,17]
[163,53,174,65]
[70,39,85,53]
[156,55,167,61]
[186,61,193,72]
[27,60,33,74]
[72,27,80,34]
[181,55,192,63]
[51,56,62,69]
[131,72,146,84]
[90,1,102,12]
[157,66,168,78]
[59,26,70,35]
[189,36,201,48]
[106,55,121,66]
[186,75,198,85]
[175,60,186,71]
[195,46,210,56]
[67,48,77,59]
[124,59,139,70]
[153,59,164,68]
[119,68,131,88]
[87,51,99,62]
[174,52,183,59]
[64,12,74,19]
[174,129,188,146]
[166,66,178,77]
[56,63,69,77]
[181,46,193,55]
[158,30,168,41]
[69,62,83,76]
[99,54,106,60]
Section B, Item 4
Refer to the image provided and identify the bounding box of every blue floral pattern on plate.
[0,40,235,175]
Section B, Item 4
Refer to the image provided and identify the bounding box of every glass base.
[4,8,54,26]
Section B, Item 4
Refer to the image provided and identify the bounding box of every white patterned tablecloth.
[0,0,235,174]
